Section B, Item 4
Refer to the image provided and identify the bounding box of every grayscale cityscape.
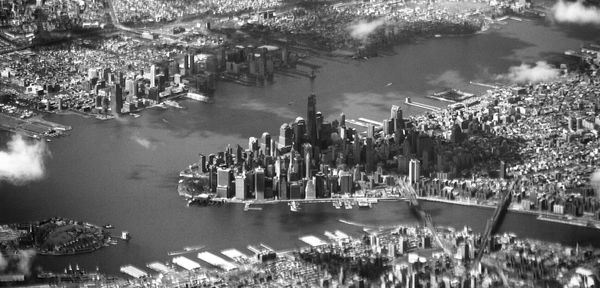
[0,0,600,286]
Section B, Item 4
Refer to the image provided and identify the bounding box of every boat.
[344,201,353,210]
[184,245,205,252]
[357,200,372,208]
[289,201,300,212]
[103,224,114,229]
[333,201,342,209]
[244,203,263,211]
[434,34,441,38]
[121,231,131,241]
[131,113,140,118]
[163,100,183,109]
[385,82,392,87]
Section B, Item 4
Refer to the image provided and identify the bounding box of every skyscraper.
[391,105,403,132]
[261,132,271,156]
[307,94,317,147]
[235,175,246,200]
[217,168,232,198]
[255,167,265,200]
[409,159,420,184]
[279,123,293,148]
[150,64,156,87]
[110,84,122,115]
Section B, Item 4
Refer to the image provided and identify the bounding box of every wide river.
[1,18,600,276]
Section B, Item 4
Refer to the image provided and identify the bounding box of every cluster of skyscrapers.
[187,92,443,201]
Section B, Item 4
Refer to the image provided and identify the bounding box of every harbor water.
[1,18,600,276]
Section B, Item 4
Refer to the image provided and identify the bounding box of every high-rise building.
[255,167,265,200]
[235,175,246,200]
[391,105,403,132]
[307,94,318,147]
[150,64,156,87]
[305,178,316,199]
[409,159,420,184]
[217,168,232,198]
[279,123,293,148]
[339,171,353,194]
[110,84,122,115]
[261,132,271,156]
[293,118,305,153]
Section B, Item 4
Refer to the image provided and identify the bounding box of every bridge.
[398,179,512,284]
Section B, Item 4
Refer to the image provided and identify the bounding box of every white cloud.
[17,249,36,276]
[552,0,600,25]
[132,134,155,150]
[347,18,386,40]
[0,251,7,272]
[0,134,49,185]
[501,61,560,83]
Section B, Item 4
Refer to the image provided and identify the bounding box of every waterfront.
[1,18,600,277]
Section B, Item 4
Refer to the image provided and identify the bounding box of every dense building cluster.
[112,0,283,24]
[180,43,600,228]
[0,0,108,45]
[257,0,488,51]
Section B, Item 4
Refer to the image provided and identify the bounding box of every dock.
[357,118,383,127]
[119,265,148,279]
[197,251,237,271]
[172,256,201,271]
[404,97,442,112]
[221,249,250,263]
[146,262,173,274]
[299,235,328,247]
[469,81,499,89]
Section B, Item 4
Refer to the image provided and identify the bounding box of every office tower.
[279,123,293,148]
[217,168,232,198]
[261,132,271,156]
[290,182,301,199]
[340,112,345,127]
[339,171,353,194]
[409,159,420,184]
[255,167,265,200]
[367,124,375,139]
[352,137,362,165]
[307,94,317,147]
[315,172,326,198]
[110,84,122,115]
[235,175,246,200]
[198,154,207,172]
[293,118,305,153]
[150,64,156,87]
[500,160,506,179]
[304,143,312,179]
[305,177,316,199]
[391,105,403,132]
[88,68,98,80]
[278,176,288,200]
[365,137,375,173]
[188,54,195,74]
[248,137,258,152]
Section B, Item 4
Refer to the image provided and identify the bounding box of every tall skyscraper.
[261,132,271,156]
[217,168,232,198]
[307,94,318,147]
[110,84,122,115]
[409,159,420,184]
[279,123,293,148]
[391,105,403,132]
[235,175,246,200]
[255,167,265,200]
[305,177,316,199]
[150,64,156,87]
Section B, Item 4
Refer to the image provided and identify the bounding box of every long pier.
[404,97,442,112]
[469,81,499,89]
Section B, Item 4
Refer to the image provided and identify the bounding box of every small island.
[0,217,111,256]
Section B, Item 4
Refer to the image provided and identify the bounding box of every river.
[1,18,599,276]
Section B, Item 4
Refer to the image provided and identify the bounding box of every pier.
[404,97,442,112]
[469,81,499,89]
[119,265,147,279]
